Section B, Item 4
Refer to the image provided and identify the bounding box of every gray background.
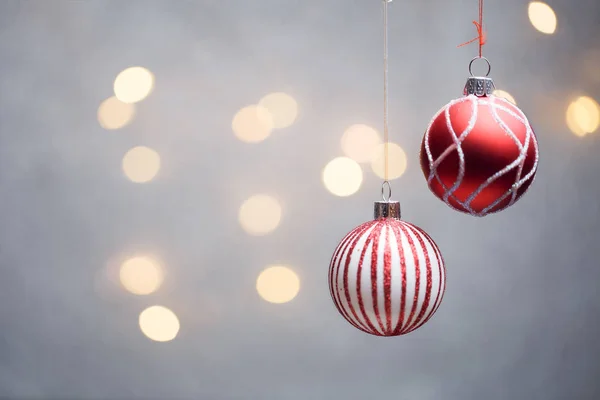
[1,0,599,399]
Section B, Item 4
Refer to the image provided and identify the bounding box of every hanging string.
[382,0,391,200]
[458,0,486,57]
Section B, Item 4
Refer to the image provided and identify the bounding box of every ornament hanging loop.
[465,57,495,97]
[468,56,491,77]
[381,180,392,202]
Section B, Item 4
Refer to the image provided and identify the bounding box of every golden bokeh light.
[238,194,282,236]
[139,306,180,342]
[341,124,382,163]
[566,96,600,137]
[232,105,274,143]
[322,157,363,197]
[528,2,557,34]
[574,96,600,133]
[256,266,300,304]
[119,256,163,295]
[258,92,298,129]
[370,143,408,180]
[493,90,517,105]
[566,107,587,137]
[114,67,155,104]
[97,96,136,130]
[122,146,161,183]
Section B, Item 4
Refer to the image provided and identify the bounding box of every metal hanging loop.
[381,180,392,202]
[468,56,492,77]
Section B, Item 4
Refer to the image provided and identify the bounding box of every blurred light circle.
[139,306,180,342]
[574,96,600,133]
[122,146,161,183]
[370,143,407,180]
[258,92,298,129]
[566,106,587,137]
[566,96,600,137]
[114,67,155,104]
[97,96,136,130]
[256,266,300,304]
[322,157,363,197]
[528,2,557,34]
[238,194,282,236]
[493,90,517,105]
[341,124,382,163]
[232,105,274,143]
[119,256,163,295]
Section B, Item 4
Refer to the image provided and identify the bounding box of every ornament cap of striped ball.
[374,200,401,220]
[328,202,446,337]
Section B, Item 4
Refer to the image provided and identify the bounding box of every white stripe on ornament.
[358,233,379,334]
[395,224,414,332]
[388,225,402,333]
[377,225,389,332]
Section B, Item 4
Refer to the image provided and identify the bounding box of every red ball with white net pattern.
[328,216,446,336]
[420,94,539,217]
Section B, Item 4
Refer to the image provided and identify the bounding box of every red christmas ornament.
[420,60,539,217]
[328,201,446,336]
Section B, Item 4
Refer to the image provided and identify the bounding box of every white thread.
[383,0,390,183]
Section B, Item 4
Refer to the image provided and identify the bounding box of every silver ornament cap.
[374,201,401,220]
[464,76,495,97]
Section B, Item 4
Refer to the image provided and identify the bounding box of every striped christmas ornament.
[420,73,539,217]
[328,203,446,336]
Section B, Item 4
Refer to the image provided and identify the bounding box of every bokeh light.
[238,194,282,236]
[528,2,557,34]
[232,105,274,143]
[113,67,155,104]
[139,306,180,342]
[566,110,587,137]
[256,266,300,304]
[322,157,363,197]
[574,96,600,133]
[258,92,298,129]
[566,96,600,137]
[370,143,408,180]
[122,146,161,183]
[119,256,163,295]
[97,96,136,130]
[341,124,382,163]
[493,90,517,105]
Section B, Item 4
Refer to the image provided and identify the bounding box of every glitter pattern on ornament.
[328,202,446,337]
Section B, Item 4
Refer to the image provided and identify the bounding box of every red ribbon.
[458,0,486,57]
